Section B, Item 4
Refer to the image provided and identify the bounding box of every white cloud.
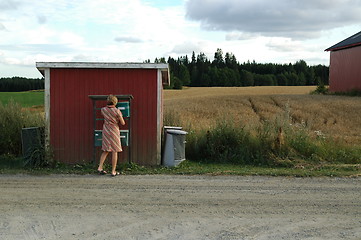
[71,54,100,62]
[114,36,144,43]
[225,32,260,41]
[0,23,6,31]
[266,38,303,52]
[0,0,358,77]
[186,0,361,39]
[171,41,205,55]
[0,0,21,11]
[37,15,47,24]
[0,43,74,53]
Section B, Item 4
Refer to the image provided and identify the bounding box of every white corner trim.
[156,69,162,165]
[44,68,50,148]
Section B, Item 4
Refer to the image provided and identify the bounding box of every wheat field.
[164,86,361,145]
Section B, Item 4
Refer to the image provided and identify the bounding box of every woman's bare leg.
[111,152,118,175]
[98,151,109,172]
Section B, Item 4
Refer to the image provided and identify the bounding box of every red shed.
[325,31,361,92]
[36,62,169,165]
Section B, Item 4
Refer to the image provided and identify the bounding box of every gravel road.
[0,174,360,240]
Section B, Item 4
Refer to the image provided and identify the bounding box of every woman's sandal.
[111,172,120,177]
[97,170,107,175]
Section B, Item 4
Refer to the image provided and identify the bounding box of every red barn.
[325,31,361,92]
[36,62,169,165]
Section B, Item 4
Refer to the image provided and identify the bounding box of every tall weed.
[163,109,182,127]
[186,120,271,165]
[0,100,44,156]
[183,106,361,166]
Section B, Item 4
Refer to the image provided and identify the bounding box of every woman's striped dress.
[101,106,123,152]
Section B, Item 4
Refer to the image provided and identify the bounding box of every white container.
[162,129,188,167]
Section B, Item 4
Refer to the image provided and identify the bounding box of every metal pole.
[92,99,96,163]
[128,98,132,164]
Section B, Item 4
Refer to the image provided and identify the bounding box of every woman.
[97,95,125,176]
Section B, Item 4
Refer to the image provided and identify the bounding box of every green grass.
[0,91,44,107]
[123,161,361,177]
[0,158,359,177]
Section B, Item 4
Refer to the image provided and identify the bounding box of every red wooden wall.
[49,68,161,165]
[329,46,361,92]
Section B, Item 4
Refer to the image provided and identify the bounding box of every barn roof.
[325,31,361,51]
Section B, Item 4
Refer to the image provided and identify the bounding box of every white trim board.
[44,68,51,149]
[156,69,163,165]
[36,62,168,70]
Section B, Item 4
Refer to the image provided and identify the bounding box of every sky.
[0,0,360,78]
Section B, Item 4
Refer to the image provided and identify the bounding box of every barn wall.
[329,45,361,92]
[49,68,160,165]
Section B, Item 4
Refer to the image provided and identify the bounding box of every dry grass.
[164,86,361,145]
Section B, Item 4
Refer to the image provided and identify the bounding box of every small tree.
[179,64,190,86]
[212,48,225,68]
[173,76,183,89]
[240,70,254,86]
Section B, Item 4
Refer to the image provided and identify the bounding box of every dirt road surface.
[0,174,360,240]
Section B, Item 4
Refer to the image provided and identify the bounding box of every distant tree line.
[2,49,329,91]
[151,48,329,89]
[0,77,44,92]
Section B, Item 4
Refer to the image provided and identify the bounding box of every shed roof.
[36,62,168,70]
[36,62,170,86]
[325,31,361,51]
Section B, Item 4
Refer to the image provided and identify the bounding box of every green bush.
[186,120,273,165]
[184,110,361,166]
[0,100,44,156]
[315,141,361,164]
[311,84,329,95]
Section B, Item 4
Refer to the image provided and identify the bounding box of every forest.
[0,48,329,91]
[0,76,44,92]
[153,48,329,89]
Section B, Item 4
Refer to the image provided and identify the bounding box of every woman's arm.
[118,112,125,126]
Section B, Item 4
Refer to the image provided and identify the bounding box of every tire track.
[269,96,285,110]
[248,97,266,122]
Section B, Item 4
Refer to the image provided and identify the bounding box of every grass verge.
[0,158,359,177]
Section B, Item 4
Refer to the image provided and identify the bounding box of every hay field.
[164,86,361,145]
